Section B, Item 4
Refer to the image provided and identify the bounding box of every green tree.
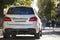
[38,0,55,20]
[0,0,4,17]
[38,0,49,18]
[0,0,16,17]
[4,0,16,8]
[16,0,32,6]
[4,0,16,5]
[44,0,55,20]
[44,0,52,20]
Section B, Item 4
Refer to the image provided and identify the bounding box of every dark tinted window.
[7,7,34,15]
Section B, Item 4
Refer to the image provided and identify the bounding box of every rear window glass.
[7,7,34,15]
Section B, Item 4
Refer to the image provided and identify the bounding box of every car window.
[7,7,34,15]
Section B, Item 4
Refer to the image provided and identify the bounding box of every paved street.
[40,27,60,40]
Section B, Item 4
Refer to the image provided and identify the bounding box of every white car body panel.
[3,6,42,33]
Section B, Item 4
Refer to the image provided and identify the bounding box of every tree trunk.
[0,0,4,28]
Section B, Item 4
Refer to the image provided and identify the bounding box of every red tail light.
[4,16,11,21]
[29,16,37,21]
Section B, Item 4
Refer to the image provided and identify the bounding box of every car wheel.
[40,30,42,37]
[12,34,16,38]
[35,33,40,39]
[3,33,10,38]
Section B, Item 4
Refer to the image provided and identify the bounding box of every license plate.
[13,18,27,22]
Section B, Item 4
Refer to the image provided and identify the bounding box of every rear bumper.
[3,23,37,29]
[4,28,36,35]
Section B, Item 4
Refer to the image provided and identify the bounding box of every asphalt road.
[40,27,60,40]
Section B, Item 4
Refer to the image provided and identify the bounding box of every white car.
[3,6,42,39]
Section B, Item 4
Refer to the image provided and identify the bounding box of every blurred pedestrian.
[52,19,55,28]
[48,20,52,27]
[52,19,56,31]
[42,16,47,30]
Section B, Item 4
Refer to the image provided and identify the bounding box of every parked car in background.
[3,6,42,39]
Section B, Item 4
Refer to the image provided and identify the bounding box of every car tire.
[35,32,40,39]
[40,30,42,37]
[3,32,10,38]
[12,34,16,38]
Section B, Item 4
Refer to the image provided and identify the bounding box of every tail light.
[4,16,11,21]
[29,16,37,21]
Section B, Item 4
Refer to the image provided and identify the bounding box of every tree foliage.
[0,0,4,17]
[4,0,16,8]
[15,0,32,6]
[44,0,55,20]
[38,0,55,20]
[4,0,16,5]
[38,0,49,18]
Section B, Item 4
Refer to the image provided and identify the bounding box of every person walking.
[48,20,52,27]
[52,19,56,31]
[42,16,47,30]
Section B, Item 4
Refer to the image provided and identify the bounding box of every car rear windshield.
[7,7,34,15]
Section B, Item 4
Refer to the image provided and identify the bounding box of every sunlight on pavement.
[40,35,60,40]
[40,28,60,40]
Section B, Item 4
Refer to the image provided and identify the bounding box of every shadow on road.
[0,37,35,40]
[0,38,35,40]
